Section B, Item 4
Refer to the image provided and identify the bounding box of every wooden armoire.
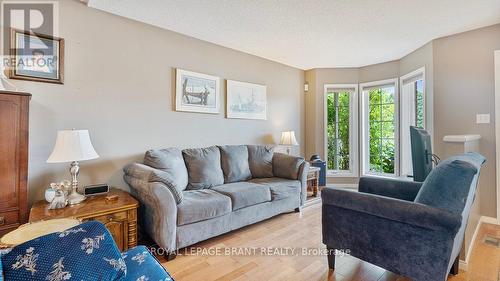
[0,90,30,236]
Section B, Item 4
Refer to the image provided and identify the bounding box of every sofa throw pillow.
[218,145,252,183]
[144,148,188,191]
[183,146,225,189]
[247,145,274,178]
[2,221,126,281]
[272,153,304,180]
[414,159,478,214]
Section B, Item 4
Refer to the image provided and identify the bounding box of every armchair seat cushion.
[122,246,173,281]
[177,189,232,225]
[249,177,300,200]
[211,182,271,210]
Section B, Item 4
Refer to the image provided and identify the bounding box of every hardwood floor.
[159,203,500,281]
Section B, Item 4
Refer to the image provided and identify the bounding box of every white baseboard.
[463,215,499,268]
[326,184,358,189]
[480,216,499,225]
[459,260,467,271]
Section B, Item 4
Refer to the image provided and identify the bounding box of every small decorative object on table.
[46,129,99,205]
[48,188,67,210]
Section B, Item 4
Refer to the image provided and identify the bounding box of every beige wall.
[15,0,305,203]
[433,24,500,219]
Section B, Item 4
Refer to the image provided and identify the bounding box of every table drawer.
[91,211,128,224]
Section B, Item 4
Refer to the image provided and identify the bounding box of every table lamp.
[280,131,299,155]
[47,129,99,205]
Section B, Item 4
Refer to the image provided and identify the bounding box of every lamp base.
[67,189,86,205]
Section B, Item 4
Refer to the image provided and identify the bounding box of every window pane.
[381,122,395,138]
[367,86,395,174]
[326,91,351,172]
[381,104,394,121]
[415,80,424,128]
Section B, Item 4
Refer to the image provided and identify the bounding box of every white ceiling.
[87,0,500,70]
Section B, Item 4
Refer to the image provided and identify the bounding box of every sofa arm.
[321,187,461,234]
[123,164,178,252]
[359,176,422,201]
[298,161,310,206]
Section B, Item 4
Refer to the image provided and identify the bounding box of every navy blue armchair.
[322,152,485,281]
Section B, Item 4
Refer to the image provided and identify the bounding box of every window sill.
[327,171,358,178]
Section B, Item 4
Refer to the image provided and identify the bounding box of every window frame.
[399,67,426,178]
[360,78,399,178]
[323,84,359,177]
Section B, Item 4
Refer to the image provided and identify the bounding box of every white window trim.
[399,67,426,178]
[360,78,399,178]
[323,84,359,178]
[400,67,426,129]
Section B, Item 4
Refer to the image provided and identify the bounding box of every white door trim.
[495,50,500,222]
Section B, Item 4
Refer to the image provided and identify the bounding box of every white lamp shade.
[47,130,99,163]
[280,131,299,146]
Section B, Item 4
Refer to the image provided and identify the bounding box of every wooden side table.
[307,166,321,197]
[29,189,138,251]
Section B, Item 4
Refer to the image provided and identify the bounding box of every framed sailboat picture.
[226,80,267,120]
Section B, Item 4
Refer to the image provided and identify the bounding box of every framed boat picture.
[226,80,267,120]
[175,68,220,114]
[9,29,64,84]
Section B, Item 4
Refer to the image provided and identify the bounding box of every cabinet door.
[103,220,125,251]
[0,95,21,210]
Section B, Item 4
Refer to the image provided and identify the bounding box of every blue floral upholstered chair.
[0,221,173,281]
[322,152,485,281]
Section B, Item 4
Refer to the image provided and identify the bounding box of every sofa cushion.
[182,146,225,189]
[218,145,252,183]
[247,145,274,178]
[249,177,301,200]
[144,148,188,191]
[272,153,304,180]
[415,159,478,213]
[121,246,173,281]
[211,182,271,210]
[177,189,232,225]
[1,221,126,281]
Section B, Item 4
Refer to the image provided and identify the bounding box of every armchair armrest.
[358,176,422,201]
[123,163,178,252]
[321,187,461,234]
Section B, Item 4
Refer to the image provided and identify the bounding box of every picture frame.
[226,80,267,120]
[175,68,220,114]
[9,28,64,84]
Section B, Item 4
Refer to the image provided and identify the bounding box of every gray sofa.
[123,145,309,259]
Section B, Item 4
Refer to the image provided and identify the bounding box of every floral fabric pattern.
[1,221,126,281]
